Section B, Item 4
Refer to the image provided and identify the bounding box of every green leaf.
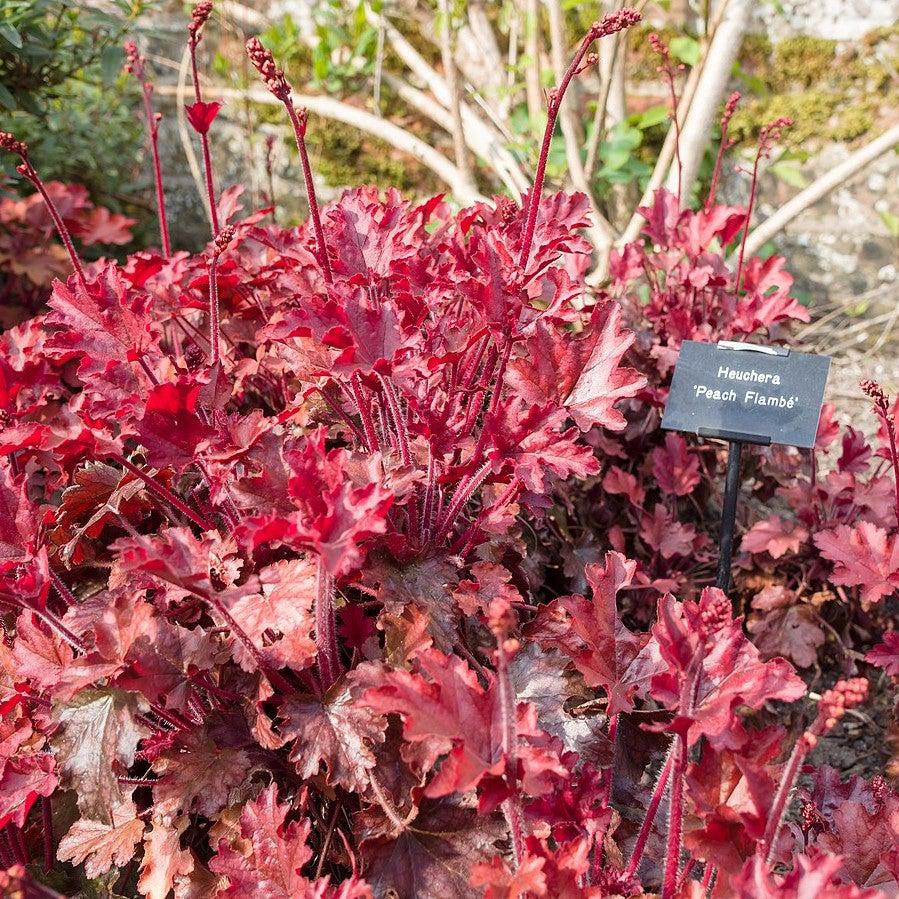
[100,45,122,85]
[768,160,808,188]
[0,81,18,110]
[636,105,669,129]
[0,23,22,48]
[670,36,700,67]
[879,209,899,239]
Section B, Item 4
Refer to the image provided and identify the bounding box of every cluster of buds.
[590,7,642,41]
[188,0,213,44]
[861,378,890,414]
[211,224,235,257]
[495,196,519,226]
[721,91,741,131]
[798,794,826,835]
[801,677,869,749]
[123,40,146,82]
[0,131,28,161]
[695,587,732,640]
[647,32,670,62]
[487,597,519,656]
[758,116,793,159]
[574,51,599,76]
[245,37,291,102]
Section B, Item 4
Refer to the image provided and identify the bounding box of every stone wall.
[750,0,898,41]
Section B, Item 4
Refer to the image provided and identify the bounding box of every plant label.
[661,340,830,448]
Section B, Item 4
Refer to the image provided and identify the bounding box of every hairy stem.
[625,743,675,877]
[139,85,171,255]
[112,454,214,531]
[204,590,293,693]
[41,796,53,872]
[496,635,525,867]
[734,149,762,292]
[661,735,688,898]
[350,373,379,453]
[314,559,342,692]
[20,162,88,293]
[207,253,221,367]
[762,734,809,863]
[376,373,411,466]
[285,102,333,284]
[430,461,492,547]
[189,42,220,236]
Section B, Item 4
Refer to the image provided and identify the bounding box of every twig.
[737,122,899,259]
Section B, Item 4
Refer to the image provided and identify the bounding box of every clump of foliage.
[0,180,134,328]
[0,1,151,219]
[0,5,895,899]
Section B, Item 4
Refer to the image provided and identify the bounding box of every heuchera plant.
[0,5,895,898]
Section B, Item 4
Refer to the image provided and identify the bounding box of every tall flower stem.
[112,454,213,531]
[761,678,868,863]
[625,743,675,878]
[735,117,792,291]
[187,3,219,236]
[126,42,171,255]
[493,605,526,867]
[284,103,333,284]
[315,559,342,692]
[517,8,641,270]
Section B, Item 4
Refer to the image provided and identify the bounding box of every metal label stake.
[662,340,831,593]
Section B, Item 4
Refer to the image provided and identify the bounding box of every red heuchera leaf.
[365,649,561,798]
[209,783,314,898]
[135,381,217,470]
[602,465,645,507]
[649,588,806,748]
[651,433,701,496]
[815,790,899,891]
[731,852,885,898]
[742,515,809,559]
[683,731,783,874]
[640,504,698,558]
[563,302,646,432]
[150,730,251,817]
[137,813,194,899]
[278,673,386,792]
[469,853,547,898]
[814,522,899,604]
[865,632,899,675]
[45,263,159,378]
[528,552,659,715]
[73,207,136,246]
[56,800,145,879]
[185,100,222,135]
[747,586,825,669]
[0,750,57,829]
[360,797,504,898]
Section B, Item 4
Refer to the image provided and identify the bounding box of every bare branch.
[437,0,475,188]
[367,7,529,196]
[157,83,487,206]
[384,74,526,198]
[617,0,732,248]
[736,121,899,260]
[664,0,749,199]
[524,0,542,130]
